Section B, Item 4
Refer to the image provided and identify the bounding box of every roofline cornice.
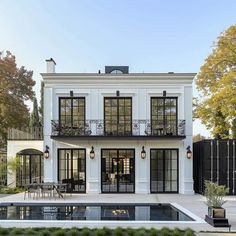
[41,73,196,81]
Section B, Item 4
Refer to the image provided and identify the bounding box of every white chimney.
[46,58,56,73]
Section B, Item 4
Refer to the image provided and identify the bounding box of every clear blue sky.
[1,0,236,137]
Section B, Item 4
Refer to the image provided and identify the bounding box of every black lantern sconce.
[186,146,192,159]
[44,145,49,159]
[141,146,146,159]
[90,146,95,159]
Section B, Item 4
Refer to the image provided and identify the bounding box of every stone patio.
[0,193,235,233]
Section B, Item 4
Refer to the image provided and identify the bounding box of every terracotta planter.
[208,206,225,218]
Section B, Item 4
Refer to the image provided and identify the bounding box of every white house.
[42,59,195,195]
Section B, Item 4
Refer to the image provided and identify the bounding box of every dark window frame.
[103,97,132,136]
[150,148,179,193]
[59,97,86,129]
[151,97,178,135]
[101,148,135,193]
[57,148,86,193]
[16,153,43,187]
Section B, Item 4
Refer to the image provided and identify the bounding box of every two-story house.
[42,58,195,195]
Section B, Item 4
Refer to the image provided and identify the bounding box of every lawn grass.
[0,227,196,236]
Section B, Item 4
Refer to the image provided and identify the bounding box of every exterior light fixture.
[44,145,49,159]
[186,146,192,159]
[141,146,146,159]
[90,146,95,159]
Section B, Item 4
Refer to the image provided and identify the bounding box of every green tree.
[29,97,40,128]
[0,51,35,140]
[195,24,236,138]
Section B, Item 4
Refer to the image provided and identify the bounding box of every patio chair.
[24,184,40,200]
[40,183,54,199]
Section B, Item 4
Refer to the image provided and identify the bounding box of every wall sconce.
[186,146,192,159]
[90,146,95,159]
[44,145,49,159]
[141,146,146,159]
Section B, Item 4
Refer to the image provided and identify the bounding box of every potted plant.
[204,180,230,227]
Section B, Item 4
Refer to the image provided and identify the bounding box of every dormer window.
[110,69,124,74]
[105,66,129,74]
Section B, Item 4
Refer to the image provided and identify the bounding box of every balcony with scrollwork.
[51,120,186,139]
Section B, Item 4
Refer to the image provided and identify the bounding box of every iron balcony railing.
[51,120,185,137]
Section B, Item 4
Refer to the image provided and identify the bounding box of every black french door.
[151,97,177,135]
[101,149,135,193]
[150,149,178,193]
[58,149,86,193]
[104,97,132,136]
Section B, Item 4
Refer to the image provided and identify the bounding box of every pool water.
[0,203,194,221]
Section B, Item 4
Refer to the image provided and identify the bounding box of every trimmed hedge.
[0,227,195,236]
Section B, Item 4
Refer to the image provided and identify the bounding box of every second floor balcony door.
[59,97,85,135]
[104,97,132,136]
[151,97,177,136]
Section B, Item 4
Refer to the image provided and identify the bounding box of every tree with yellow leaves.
[195,24,236,138]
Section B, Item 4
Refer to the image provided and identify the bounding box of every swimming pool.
[0,203,194,221]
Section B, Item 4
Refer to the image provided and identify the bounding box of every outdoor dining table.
[24,182,68,199]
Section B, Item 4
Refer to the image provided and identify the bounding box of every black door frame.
[57,148,86,193]
[103,97,132,135]
[101,148,135,193]
[150,148,179,193]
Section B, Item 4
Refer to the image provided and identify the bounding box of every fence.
[193,139,236,195]
[8,127,43,140]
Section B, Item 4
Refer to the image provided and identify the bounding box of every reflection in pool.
[0,203,194,221]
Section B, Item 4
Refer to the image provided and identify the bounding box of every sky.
[1,0,236,137]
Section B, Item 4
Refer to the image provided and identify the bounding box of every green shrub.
[160,227,170,236]
[136,229,146,236]
[40,229,51,236]
[11,228,23,235]
[127,227,135,236]
[68,228,79,236]
[149,228,158,236]
[0,186,24,194]
[114,227,123,236]
[26,228,36,235]
[102,227,111,236]
[183,229,195,236]
[172,228,181,236]
[95,228,106,236]
[0,227,8,235]
[54,229,66,236]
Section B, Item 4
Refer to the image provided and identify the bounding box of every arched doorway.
[16,149,43,187]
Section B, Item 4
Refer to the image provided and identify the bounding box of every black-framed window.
[104,97,132,136]
[150,149,178,193]
[59,97,85,128]
[16,152,44,187]
[58,149,86,193]
[151,97,177,135]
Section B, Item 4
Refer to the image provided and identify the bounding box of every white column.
[43,87,54,182]
[180,86,194,194]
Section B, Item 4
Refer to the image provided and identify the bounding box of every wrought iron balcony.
[51,120,185,138]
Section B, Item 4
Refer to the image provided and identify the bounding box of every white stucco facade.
[42,61,195,195]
